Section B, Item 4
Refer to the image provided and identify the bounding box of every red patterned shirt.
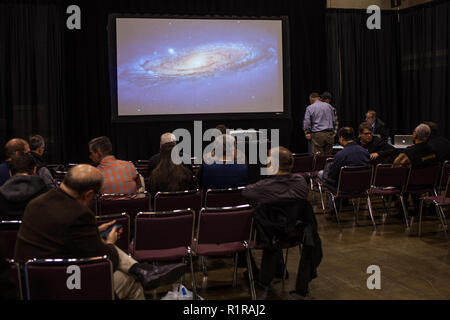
[97,156,138,194]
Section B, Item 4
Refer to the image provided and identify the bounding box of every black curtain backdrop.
[0,0,327,164]
[326,0,450,139]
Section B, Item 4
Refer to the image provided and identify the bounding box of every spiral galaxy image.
[116,19,284,116]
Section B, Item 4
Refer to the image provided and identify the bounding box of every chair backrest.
[438,161,450,190]
[292,153,314,173]
[95,213,130,254]
[406,164,440,188]
[154,189,201,213]
[0,220,22,259]
[372,164,410,190]
[8,259,23,300]
[24,256,114,300]
[336,166,373,197]
[97,192,151,228]
[196,205,253,248]
[313,153,333,171]
[134,210,194,253]
[443,173,450,200]
[205,187,248,208]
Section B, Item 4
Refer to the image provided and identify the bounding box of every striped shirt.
[97,156,138,194]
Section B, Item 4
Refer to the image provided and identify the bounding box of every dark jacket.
[14,188,119,270]
[147,153,161,178]
[326,142,370,185]
[0,175,50,220]
[358,136,398,160]
[373,118,390,141]
[0,161,10,187]
[253,199,322,296]
[427,135,450,162]
[30,152,57,189]
[402,142,438,167]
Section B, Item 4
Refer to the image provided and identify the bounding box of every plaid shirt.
[97,156,138,194]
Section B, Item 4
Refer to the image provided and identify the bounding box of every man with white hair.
[147,132,177,176]
[393,123,437,167]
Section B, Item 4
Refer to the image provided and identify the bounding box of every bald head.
[5,138,30,160]
[160,133,176,145]
[62,164,103,195]
[269,146,294,174]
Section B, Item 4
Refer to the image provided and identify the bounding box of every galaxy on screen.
[110,17,286,119]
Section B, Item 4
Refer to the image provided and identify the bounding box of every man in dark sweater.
[0,138,30,187]
[0,154,50,220]
[29,134,57,189]
[365,110,390,142]
[358,122,398,162]
[14,164,187,299]
[423,121,450,162]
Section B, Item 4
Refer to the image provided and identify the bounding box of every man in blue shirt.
[303,92,335,154]
[0,138,30,187]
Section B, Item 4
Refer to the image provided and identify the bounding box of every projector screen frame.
[107,14,291,123]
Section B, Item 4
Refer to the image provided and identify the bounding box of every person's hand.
[305,133,311,140]
[98,220,116,233]
[105,226,118,245]
[370,153,379,160]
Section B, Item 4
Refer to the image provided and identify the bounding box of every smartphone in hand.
[100,224,122,239]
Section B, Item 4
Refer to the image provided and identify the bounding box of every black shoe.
[129,262,187,290]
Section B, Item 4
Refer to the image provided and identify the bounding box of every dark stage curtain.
[399,0,450,138]
[325,9,401,136]
[0,0,327,164]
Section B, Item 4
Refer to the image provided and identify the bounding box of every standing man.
[320,92,339,139]
[365,110,390,142]
[303,92,335,155]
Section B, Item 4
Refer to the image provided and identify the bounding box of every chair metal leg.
[246,249,256,300]
[331,195,342,233]
[189,252,198,300]
[435,204,449,240]
[418,199,424,237]
[310,178,315,201]
[318,183,326,213]
[232,252,238,288]
[352,199,359,226]
[367,195,376,231]
[400,194,410,230]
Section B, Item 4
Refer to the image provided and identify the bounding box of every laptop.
[394,135,414,147]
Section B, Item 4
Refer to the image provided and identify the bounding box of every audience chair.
[133,209,197,298]
[291,153,314,175]
[370,164,410,229]
[313,157,335,212]
[0,220,22,259]
[419,173,450,239]
[204,187,248,208]
[327,166,375,232]
[194,205,256,300]
[154,189,201,214]
[8,259,23,300]
[24,256,114,300]
[309,153,334,203]
[95,213,130,254]
[438,161,450,192]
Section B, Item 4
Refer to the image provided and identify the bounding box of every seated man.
[242,147,321,298]
[0,154,50,220]
[393,124,438,217]
[147,132,177,177]
[358,122,398,162]
[14,164,186,300]
[0,138,30,187]
[89,136,141,194]
[365,110,390,142]
[29,134,57,189]
[423,121,450,162]
[319,127,370,215]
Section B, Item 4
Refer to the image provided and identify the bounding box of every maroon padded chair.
[133,209,196,298]
[370,164,410,229]
[95,213,130,254]
[404,164,441,196]
[438,161,450,191]
[24,256,114,300]
[204,187,248,208]
[8,260,23,300]
[97,192,150,234]
[309,154,334,204]
[0,220,22,259]
[327,166,375,232]
[194,205,256,300]
[313,157,335,212]
[418,173,450,239]
[291,153,314,175]
[154,189,201,214]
